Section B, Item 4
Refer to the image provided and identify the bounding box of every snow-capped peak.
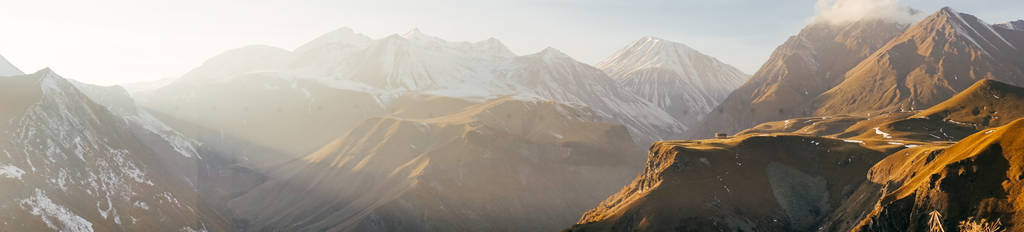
[401,28,455,46]
[37,68,64,91]
[596,36,749,128]
[933,6,1017,53]
[533,47,572,62]
[638,36,696,52]
[294,27,372,54]
[597,36,705,79]
[401,28,429,39]
[33,68,90,103]
[0,53,23,77]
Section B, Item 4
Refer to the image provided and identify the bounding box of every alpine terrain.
[141,29,686,148]
[689,19,909,137]
[0,69,233,231]
[5,2,1024,232]
[598,36,749,126]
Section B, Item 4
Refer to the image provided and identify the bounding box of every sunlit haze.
[1,0,1023,85]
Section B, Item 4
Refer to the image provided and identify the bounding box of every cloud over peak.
[813,0,924,25]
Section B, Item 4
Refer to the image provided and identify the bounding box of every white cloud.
[813,0,924,25]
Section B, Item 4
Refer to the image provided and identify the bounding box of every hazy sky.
[1,0,1022,85]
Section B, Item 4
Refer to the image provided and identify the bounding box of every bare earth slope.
[689,20,907,138]
[814,7,1024,116]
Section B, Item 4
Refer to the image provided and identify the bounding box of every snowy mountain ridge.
[159,28,689,144]
[940,7,1018,55]
[0,69,225,231]
[596,36,749,126]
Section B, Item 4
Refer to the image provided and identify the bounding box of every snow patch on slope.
[128,111,201,158]
[20,189,94,232]
[0,164,25,179]
[874,127,892,138]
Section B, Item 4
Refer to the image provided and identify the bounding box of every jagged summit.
[935,6,1018,52]
[813,7,1024,116]
[598,36,704,78]
[598,36,749,128]
[400,28,452,45]
[533,47,572,61]
[0,67,233,231]
[499,45,686,144]
[400,28,433,40]
[294,27,372,54]
[0,53,23,76]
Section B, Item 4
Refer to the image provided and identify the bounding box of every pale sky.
[1,0,1022,85]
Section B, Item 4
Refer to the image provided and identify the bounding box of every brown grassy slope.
[814,8,1024,116]
[915,79,1024,129]
[384,93,478,119]
[566,133,897,232]
[820,118,1024,232]
[687,20,907,138]
[227,97,642,232]
[740,79,1024,142]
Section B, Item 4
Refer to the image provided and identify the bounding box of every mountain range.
[690,7,1024,139]
[140,29,754,148]
[124,28,749,231]
[2,4,1024,232]
[570,7,1024,232]
[569,77,1024,231]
